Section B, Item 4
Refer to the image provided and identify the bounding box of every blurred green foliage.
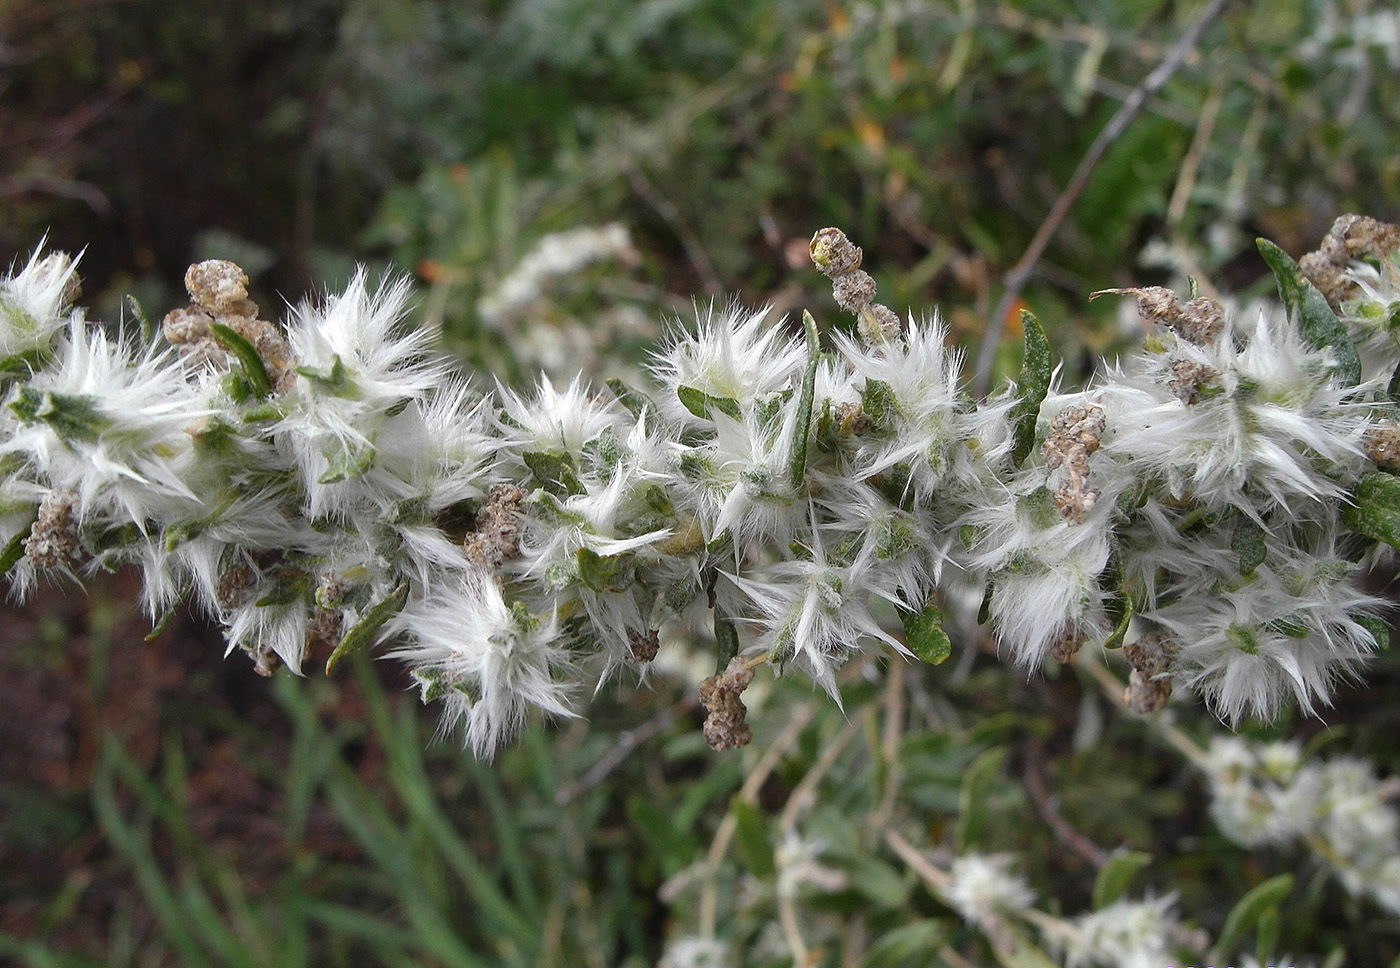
[5,0,1400,963]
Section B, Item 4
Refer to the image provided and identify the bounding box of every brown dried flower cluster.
[215,560,256,611]
[831,400,871,436]
[698,656,756,751]
[626,627,660,663]
[809,227,901,345]
[1092,287,1224,346]
[1048,624,1087,663]
[163,260,297,393]
[1365,420,1400,470]
[1122,631,1179,713]
[1166,359,1221,406]
[23,488,81,570]
[1300,214,1400,307]
[1042,403,1106,524]
[464,483,527,574]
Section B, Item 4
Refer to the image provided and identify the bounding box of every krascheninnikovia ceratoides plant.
[2,216,1399,757]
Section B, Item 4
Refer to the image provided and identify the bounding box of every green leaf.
[789,311,820,487]
[677,385,741,420]
[861,378,898,427]
[1233,514,1268,576]
[901,601,951,665]
[856,920,944,968]
[841,854,911,909]
[956,747,1006,852]
[144,594,186,642]
[575,547,633,592]
[522,451,584,496]
[318,442,376,483]
[255,570,313,608]
[326,581,410,674]
[1092,850,1151,910]
[977,583,993,625]
[604,376,655,421]
[714,601,740,674]
[0,519,33,577]
[1009,310,1051,467]
[209,321,273,398]
[241,401,283,423]
[1216,873,1293,957]
[126,293,153,344]
[1255,906,1281,968]
[1388,359,1400,409]
[1342,471,1400,548]
[1102,591,1134,651]
[730,798,775,878]
[1256,239,1361,386]
[9,386,110,442]
[295,354,356,396]
[1353,611,1391,650]
[0,348,44,379]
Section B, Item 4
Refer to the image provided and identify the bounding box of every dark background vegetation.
[3,0,1400,965]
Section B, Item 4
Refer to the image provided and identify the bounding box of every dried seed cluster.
[1048,624,1087,663]
[1042,404,1106,524]
[626,627,660,663]
[1122,631,1179,713]
[464,483,527,574]
[809,227,901,345]
[23,489,81,570]
[163,260,297,393]
[1365,421,1400,470]
[1300,214,1400,307]
[698,656,756,751]
[1094,287,1225,346]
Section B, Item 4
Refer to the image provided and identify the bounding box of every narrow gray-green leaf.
[605,376,655,421]
[730,797,775,879]
[145,594,185,642]
[1010,310,1051,467]
[1352,611,1390,650]
[1342,471,1400,548]
[956,747,1006,852]
[789,311,820,487]
[1215,873,1293,958]
[677,385,741,421]
[209,321,273,398]
[0,517,33,577]
[714,602,740,673]
[1256,238,1361,386]
[1232,514,1267,576]
[901,601,951,665]
[326,581,410,674]
[1092,850,1151,910]
[575,547,631,592]
[522,450,583,496]
[126,293,153,344]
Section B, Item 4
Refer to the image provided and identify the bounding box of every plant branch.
[974,0,1233,393]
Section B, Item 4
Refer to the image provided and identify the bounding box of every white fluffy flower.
[0,246,80,357]
[657,936,729,968]
[498,373,622,458]
[835,316,966,501]
[279,271,443,517]
[2,320,206,525]
[1106,311,1371,511]
[1147,551,1378,723]
[726,535,905,695]
[392,571,577,757]
[1065,895,1179,968]
[945,853,1035,929]
[651,304,806,427]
